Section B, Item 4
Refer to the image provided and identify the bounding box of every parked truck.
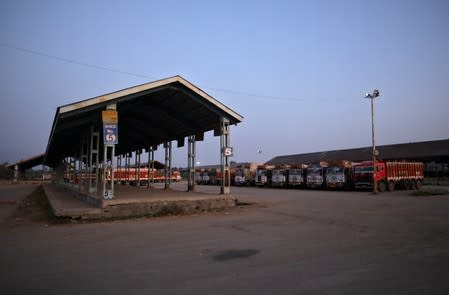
[255,164,274,187]
[208,168,220,185]
[271,165,288,187]
[287,164,308,188]
[325,160,354,190]
[306,162,328,188]
[112,168,181,185]
[234,163,257,186]
[353,161,424,192]
[195,168,210,185]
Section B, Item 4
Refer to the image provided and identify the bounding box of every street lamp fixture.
[365,89,380,194]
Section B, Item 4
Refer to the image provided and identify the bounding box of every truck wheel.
[410,180,417,190]
[416,180,422,189]
[404,180,411,190]
[388,181,395,191]
[378,181,386,192]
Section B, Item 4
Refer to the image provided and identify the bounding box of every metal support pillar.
[102,104,117,199]
[125,152,131,185]
[89,126,100,193]
[137,149,141,186]
[70,156,75,189]
[13,164,19,183]
[370,96,377,194]
[80,135,88,192]
[117,155,121,185]
[75,154,79,189]
[133,151,137,185]
[148,146,155,188]
[75,151,81,191]
[62,157,67,184]
[120,155,122,179]
[187,135,196,191]
[68,157,72,187]
[220,117,231,194]
[164,141,172,190]
[365,89,380,194]
[102,144,115,199]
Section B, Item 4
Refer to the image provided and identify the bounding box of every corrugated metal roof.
[266,139,449,165]
[7,153,45,170]
[44,76,243,167]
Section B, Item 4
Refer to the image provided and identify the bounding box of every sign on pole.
[224,147,233,157]
[102,110,118,145]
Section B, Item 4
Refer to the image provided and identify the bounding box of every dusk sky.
[1,0,448,167]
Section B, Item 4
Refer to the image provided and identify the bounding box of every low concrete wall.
[44,183,236,220]
[54,183,102,207]
[100,197,236,219]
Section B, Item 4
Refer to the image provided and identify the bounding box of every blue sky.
[1,0,448,167]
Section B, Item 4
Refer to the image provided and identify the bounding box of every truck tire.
[404,180,411,190]
[378,181,386,192]
[411,180,417,190]
[388,181,395,191]
[416,180,422,189]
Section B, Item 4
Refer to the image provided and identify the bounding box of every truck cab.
[306,162,328,189]
[287,167,306,188]
[194,169,210,185]
[201,171,210,185]
[271,168,288,187]
[234,167,247,186]
[255,165,273,187]
[353,161,386,191]
[326,160,353,190]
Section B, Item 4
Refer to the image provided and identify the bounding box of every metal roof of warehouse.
[266,139,449,165]
[44,76,243,167]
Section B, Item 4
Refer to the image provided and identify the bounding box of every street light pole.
[365,89,380,194]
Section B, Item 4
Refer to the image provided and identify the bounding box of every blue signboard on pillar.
[102,110,118,145]
[103,123,118,145]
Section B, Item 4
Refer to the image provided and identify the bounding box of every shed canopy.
[7,153,45,171]
[44,76,243,167]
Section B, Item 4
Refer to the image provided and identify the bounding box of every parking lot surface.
[1,183,448,294]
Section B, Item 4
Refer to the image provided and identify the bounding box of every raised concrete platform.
[43,183,236,220]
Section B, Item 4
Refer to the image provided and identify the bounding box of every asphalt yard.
[1,183,449,294]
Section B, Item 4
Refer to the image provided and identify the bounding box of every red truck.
[112,168,181,186]
[353,161,424,192]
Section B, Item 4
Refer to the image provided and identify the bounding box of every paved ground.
[0,183,36,221]
[1,183,449,294]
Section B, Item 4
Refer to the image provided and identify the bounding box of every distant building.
[266,139,449,178]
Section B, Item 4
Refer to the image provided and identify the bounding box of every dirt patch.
[10,185,58,224]
[212,249,260,261]
[236,200,269,209]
